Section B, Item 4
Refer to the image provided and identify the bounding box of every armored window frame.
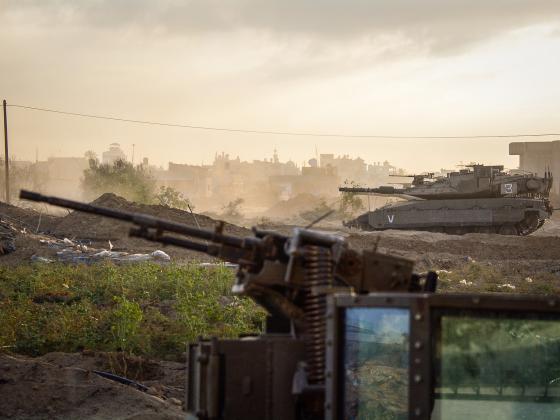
[325,293,560,420]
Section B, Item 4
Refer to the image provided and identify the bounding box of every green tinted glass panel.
[343,308,409,420]
[433,313,560,420]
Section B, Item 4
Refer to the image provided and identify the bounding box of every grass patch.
[436,261,560,294]
[0,262,265,359]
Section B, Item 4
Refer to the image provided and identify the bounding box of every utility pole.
[3,100,9,204]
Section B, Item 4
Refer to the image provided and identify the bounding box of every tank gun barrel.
[339,186,399,194]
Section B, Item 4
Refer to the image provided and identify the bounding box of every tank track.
[345,213,547,236]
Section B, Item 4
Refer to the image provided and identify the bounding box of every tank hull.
[348,198,551,235]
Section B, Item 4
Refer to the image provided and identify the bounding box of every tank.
[340,164,553,235]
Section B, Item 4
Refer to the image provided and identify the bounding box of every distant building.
[368,161,396,179]
[318,154,398,187]
[509,141,560,204]
[320,154,366,183]
[102,143,127,165]
[207,152,299,205]
[270,166,339,199]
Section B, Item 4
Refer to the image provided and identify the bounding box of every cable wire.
[7,103,560,140]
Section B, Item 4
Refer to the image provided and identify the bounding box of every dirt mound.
[0,352,184,419]
[265,193,323,219]
[0,202,60,234]
[44,194,251,260]
[266,193,324,220]
[55,193,249,240]
[0,194,251,263]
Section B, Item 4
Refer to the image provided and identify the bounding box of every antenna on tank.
[305,209,335,229]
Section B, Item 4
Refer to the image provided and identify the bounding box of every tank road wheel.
[498,225,519,236]
[518,212,540,236]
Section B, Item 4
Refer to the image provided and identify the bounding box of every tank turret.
[340,164,553,200]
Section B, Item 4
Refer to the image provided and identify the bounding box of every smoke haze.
[1,1,560,172]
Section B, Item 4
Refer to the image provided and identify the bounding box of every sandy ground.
[0,352,184,419]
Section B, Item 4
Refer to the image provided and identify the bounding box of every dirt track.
[347,227,560,265]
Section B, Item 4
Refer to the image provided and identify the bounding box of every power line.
[7,103,560,140]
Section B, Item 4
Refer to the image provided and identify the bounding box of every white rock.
[151,250,171,261]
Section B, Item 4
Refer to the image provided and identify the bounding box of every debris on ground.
[25,236,171,264]
[198,262,238,269]
[30,255,54,263]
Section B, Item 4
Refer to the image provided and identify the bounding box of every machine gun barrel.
[19,190,251,249]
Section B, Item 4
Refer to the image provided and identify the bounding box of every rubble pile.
[32,237,171,264]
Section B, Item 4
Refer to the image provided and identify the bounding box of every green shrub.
[0,262,265,359]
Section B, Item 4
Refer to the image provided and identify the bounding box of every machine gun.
[20,190,436,314]
[20,190,436,418]
[390,173,435,187]
[20,190,560,419]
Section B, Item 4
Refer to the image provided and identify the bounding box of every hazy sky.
[2,1,560,172]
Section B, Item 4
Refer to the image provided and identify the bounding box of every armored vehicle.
[20,190,560,420]
[340,164,553,235]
